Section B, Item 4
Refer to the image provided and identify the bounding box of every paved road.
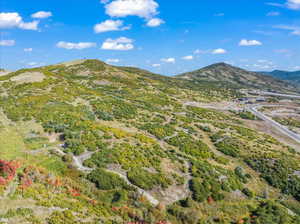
[259,91,300,99]
[247,105,300,145]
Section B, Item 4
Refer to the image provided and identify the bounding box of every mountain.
[261,70,300,86]
[177,63,299,93]
[0,59,299,223]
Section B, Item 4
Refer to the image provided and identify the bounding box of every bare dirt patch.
[10,72,45,84]
[94,80,112,86]
[0,70,11,77]
[244,119,300,150]
[183,101,242,111]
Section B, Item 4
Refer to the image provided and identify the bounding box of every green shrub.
[250,201,294,224]
[246,157,300,201]
[238,111,257,120]
[127,169,172,190]
[190,178,210,202]
[87,168,129,190]
[215,138,242,157]
[242,188,254,198]
[166,132,212,159]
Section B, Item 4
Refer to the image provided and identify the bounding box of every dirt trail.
[70,150,160,206]
[106,168,160,206]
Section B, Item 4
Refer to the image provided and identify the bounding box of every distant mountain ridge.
[176,62,299,93]
[260,70,300,86]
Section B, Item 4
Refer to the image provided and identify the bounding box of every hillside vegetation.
[177,63,298,93]
[261,70,300,87]
[0,59,299,224]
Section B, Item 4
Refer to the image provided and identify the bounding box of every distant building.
[256,97,266,102]
[238,97,249,102]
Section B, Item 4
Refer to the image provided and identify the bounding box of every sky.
[1,0,300,75]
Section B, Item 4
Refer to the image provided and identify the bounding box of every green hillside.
[261,70,300,86]
[0,59,299,224]
[177,63,299,93]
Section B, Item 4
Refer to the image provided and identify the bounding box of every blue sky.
[1,0,300,75]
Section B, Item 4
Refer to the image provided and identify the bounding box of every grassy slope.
[0,60,299,224]
[177,63,299,93]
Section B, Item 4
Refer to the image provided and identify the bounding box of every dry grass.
[10,72,45,84]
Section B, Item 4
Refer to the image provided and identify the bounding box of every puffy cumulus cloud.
[106,58,120,63]
[182,55,194,60]
[146,18,164,27]
[161,58,175,63]
[94,19,130,33]
[239,39,262,46]
[0,12,39,30]
[211,48,227,54]
[31,11,52,19]
[287,0,300,9]
[0,39,15,46]
[0,12,21,28]
[101,37,134,50]
[18,21,39,30]
[105,0,159,19]
[56,41,96,50]
[24,48,33,52]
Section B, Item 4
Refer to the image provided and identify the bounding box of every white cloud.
[106,58,120,63]
[257,59,268,63]
[105,0,159,18]
[101,0,111,4]
[194,49,208,54]
[0,39,15,46]
[267,11,280,16]
[31,11,52,19]
[0,12,39,30]
[251,63,275,70]
[152,63,161,67]
[94,19,130,33]
[18,21,39,30]
[274,25,300,35]
[161,58,175,63]
[146,18,164,27]
[56,41,96,50]
[27,62,38,66]
[293,65,300,70]
[182,55,194,60]
[239,39,262,46]
[266,2,284,7]
[24,48,33,52]
[267,0,300,10]
[287,0,300,9]
[0,12,22,28]
[101,37,134,50]
[211,48,227,54]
